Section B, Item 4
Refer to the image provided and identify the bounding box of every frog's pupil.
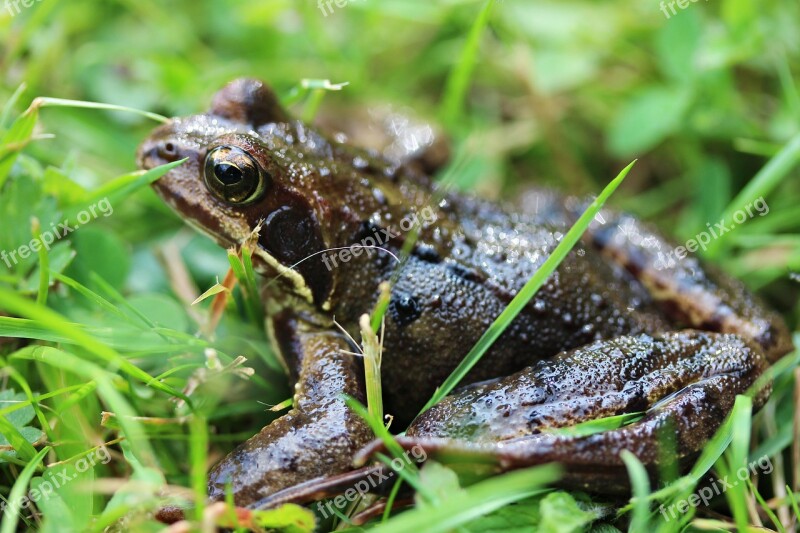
[215,162,243,185]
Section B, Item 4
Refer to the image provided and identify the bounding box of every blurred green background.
[1,0,799,531]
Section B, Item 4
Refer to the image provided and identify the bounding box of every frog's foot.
[357,331,770,493]
[583,210,793,362]
[207,319,373,509]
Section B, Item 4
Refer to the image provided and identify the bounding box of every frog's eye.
[204,146,269,204]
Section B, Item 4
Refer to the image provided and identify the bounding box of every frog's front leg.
[358,331,769,493]
[207,313,373,509]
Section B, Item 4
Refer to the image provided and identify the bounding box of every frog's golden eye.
[204,146,269,204]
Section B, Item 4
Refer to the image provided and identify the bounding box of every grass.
[1,0,800,531]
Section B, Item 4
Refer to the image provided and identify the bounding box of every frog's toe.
[361,331,770,494]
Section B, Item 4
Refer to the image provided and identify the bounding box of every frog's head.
[137,79,421,308]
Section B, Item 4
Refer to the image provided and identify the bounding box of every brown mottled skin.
[137,79,792,511]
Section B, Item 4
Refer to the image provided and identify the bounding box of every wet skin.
[138,79,792,509]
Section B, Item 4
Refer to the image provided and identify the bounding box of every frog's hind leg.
[356,331,770,493]
[206,315,373,508]
[583,209,793,362]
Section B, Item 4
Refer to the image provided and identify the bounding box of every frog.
[137,78,792,513]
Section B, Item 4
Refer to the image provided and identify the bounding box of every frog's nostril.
[157,141,179,161]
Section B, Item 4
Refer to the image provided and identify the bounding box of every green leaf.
[462,497,541,532]
[42,166,88,206]
[0,398,39,461]
[655,7,702,83]
[539,492,596,533]
[251,503,317,533]
[23,242,75,294]
[64,227,131,290]
[94,440,166,531]
[0,426,44,449]
[31,475,77,533]
[607,87,691,157]
[127,293,189,332]
[416,461,463,510]
[0,390,36,427]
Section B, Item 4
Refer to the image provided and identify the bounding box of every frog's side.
[138,79,792,510]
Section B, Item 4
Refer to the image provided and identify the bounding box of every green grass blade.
[0,106,38,188]
[621,450,652,530]
[62,159,187,224]
[344,395,430,500]
[0,413,38,460]
[51,272,132,322]
[544,412,644,438]
[0,446,50,533]
[29,97,168,123]
[10,346,158,468]
[707,132,800,255]
[748,479,785,533]
[190,414,208,522]
[439,0,494,127]
[33,219,50,305]
[720,395,753,532]
[0,83,27,129]
[365,465,560,533]
[0,288,189,403]
[419,160,636,413]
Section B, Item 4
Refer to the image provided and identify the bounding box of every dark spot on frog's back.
[389,292,422,327]
[412,244,441,263]
[258,206,332,303]
[448,262,484,283]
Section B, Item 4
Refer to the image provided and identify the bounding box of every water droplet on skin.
[533,300,547,313]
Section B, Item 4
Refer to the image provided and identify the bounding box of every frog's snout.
[136,136,185,171]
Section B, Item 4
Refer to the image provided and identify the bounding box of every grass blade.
[439,0,494,127]
[365,465,560,533]
[419,160,636,413]
[707,132,800,255]
[0,288,189,403]
[0,446,50,533]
